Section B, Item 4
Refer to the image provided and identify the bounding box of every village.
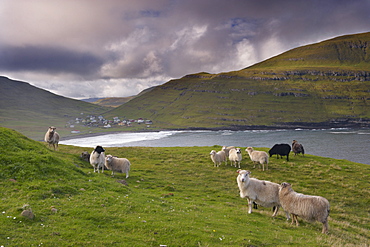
[66,114,153,133]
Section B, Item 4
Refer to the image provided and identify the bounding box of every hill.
[92,97,135,107]
[0,127,369,246]
[85,86,157,107]
[0,76,110,139]
[104,32,370,130]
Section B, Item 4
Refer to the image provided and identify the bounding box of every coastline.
[60,120,370,141]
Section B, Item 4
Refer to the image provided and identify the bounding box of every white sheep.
[246,147,269,171]
[105,154,131,178]
[236,169,281,217]
[229,148,242,168]
[222,146,235,165]
[210,150,226,167]
[44,126,60,150]
[90,146,106,173]
[279,182,330,234]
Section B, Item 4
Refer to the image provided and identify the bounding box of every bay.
[60,128,370,165]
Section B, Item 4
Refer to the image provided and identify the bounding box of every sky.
[0,0,369,99]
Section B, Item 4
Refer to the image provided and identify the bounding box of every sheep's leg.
[285,211,290,220]
[247,198,253,214]
[272,206,279,217]
[292,214,299,226]
[322,220,329,234]
[237,161,240,168]
[126,172,129,178]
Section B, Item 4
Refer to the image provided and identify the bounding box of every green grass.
[0,127,369,246]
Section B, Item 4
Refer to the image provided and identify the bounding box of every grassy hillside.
[248,32,370,70]
[104,32,370,130]
[0,127,369,246]
[0,76,110,139]
[92,97,135,107]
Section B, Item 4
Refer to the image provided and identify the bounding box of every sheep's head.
[237,170,251,182]
[236,148,241,154]
[210,150,216,155]
[246,147,253,153]
[105,154,113,163]
[280,182,292,191]
[48,126,56,133]
[94,145,105,154]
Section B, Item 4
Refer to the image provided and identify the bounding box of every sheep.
[80,151,90,162]
[246,147,269,171]
[44,126,60,150]
[105,154,131,178]
[210,150,226,167]
[279,182,330,234]
[229,148,242,168]
[268,144,291,161]
[89,145,106,173]
[236,170,281,217]
[292,140,305,156]
[222,146,235,165]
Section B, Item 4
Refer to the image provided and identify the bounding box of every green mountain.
[0,76,110,139]
[105,32,370,129]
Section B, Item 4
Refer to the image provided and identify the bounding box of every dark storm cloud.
[0,45,104,76]
[0,0,369,98]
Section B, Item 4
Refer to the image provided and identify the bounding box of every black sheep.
[268,144,291,161]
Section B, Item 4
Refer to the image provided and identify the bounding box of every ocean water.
[60,128,370,165]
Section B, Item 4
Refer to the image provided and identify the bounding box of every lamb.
[89,146,106,173]
[210,150,226,167]
[105,154,131,178]
[222,146,236,165]
[279,182,330,234]
[292,140,305,156]
[229,148,242,168]
[268,144,291,161]
[236,170,281,217]
[246,147,269,171]
[44,126,60,150]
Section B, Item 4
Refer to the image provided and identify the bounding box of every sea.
[60,128,370,165]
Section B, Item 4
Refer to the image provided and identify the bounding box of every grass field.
[0,127,369,246]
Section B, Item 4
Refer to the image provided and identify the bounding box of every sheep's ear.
[246,170,251,174]
[237,169,241,173]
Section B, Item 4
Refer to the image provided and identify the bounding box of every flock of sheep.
[210,144,328,234]
[45,127,328,234]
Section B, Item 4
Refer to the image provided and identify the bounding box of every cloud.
[0,0,369,98]
[0,45,104,77]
